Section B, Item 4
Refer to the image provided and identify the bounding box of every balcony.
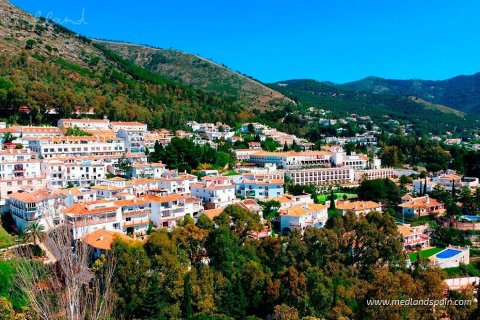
[123,219,150,227]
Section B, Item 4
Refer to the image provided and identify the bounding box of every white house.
[279,202,328,234]
[9,190,62,230]
[191,176,235,209]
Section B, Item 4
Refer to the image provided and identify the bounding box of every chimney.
[425,195,429,204]
[99,236,104,241]
[303,202,308,210]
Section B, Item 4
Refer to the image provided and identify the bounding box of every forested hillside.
[338,74,480,115]
[98,41,291,110]
[270,79,476,135]
[0,0,255,129]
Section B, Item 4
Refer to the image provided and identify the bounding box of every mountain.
[0,0,277,129]
[337,74,480,115]
[269,79,473,134]
[97,41,290,110]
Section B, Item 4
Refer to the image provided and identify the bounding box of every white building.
[279,203,328,234]
[58,118,111,131]
[0,148,46,210]
[285,167,355,186]
[9,190,62,230]
[64,200,122,240]
[26,136,125,159]
[191,176,236,209]
[249,151,332,169]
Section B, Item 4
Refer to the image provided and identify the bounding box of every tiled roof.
[82,230,135,250]
[9,190,57,203]
[279,203,327,217]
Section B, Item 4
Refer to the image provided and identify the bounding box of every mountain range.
[337,74,480,115]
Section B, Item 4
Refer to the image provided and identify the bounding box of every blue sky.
[11,0,480,83]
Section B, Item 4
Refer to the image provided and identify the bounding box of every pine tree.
[423,176,427,195]
[283,142,289,152]
[182,273,193,319]
[451,179,456,198]
[329,189,336,210]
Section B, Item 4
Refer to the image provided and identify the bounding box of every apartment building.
[114,198,151,236]
[285,167,355,186]
[20,126,61,138]
[9,190,62,230]
[129,162,166,179]
[58,118,111,131]
[279,202,328,234]
[26,136,125,159]
[0,149,46,210]
[64,200,122,240]
[147,194,202,228]
[157,173,198,196]
[249,151,332,169]
[42,158,107,188]
[236,173,284,199]
[191,176,235,209]
[355,168,394,182]
[113,122,147,153]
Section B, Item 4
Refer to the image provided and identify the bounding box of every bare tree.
[16,224,116,320]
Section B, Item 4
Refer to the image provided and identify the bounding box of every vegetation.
[0,225,14,249]
[106,207,466,319]
[149,138,235,173]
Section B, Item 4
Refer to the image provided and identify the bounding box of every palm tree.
[25,222,45,246]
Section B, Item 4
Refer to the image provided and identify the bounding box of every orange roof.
[21,126,59,133]
[336,200,382,211]
[114,199,151,206]
[9,190,57,203]
[279,203,327,217]
[144,194,182,203]
[203,208,225,220]
[110,121,146,126]
[82,230,135,250]
[398,196,444,209]
[64,203,119,215]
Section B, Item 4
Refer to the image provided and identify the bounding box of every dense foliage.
[149,138,235,172]
[109,207,474,319]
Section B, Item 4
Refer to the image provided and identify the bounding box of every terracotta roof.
[336,200,382,211]
[64,203,119,215]
[143,194,182,203]
[9,190,57,203]
[110,121,146,126]
[21,126,59,133]
[82,230,135,250]
[203,208,225,220]
[114,199,151,206]
[279,203,327,217]
[398,196,444,210]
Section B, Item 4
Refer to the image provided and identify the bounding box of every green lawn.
[0,225,14,249]
[409,247,444,261]
[224,170,240,176]
[443,262,480,277]
[317,193,358,204]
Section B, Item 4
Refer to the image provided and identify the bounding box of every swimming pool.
[460,215,480,222]
[435,249,462,259]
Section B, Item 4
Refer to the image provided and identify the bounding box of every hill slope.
[270,79,473,134]
[0,0,260,129]
[337,74,480,115]
[98,41,290,110]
